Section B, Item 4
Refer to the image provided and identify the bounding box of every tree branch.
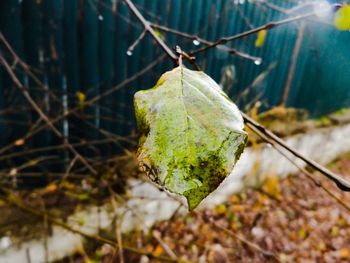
[0,191,177,262]
[150,23,261,62]
[0,52,165,156]
[245,118,350,213]
[0,52,97,175]
[124,0,350,192]
[190,4,342,56]
[123,0,178,62]
[242,112,350,191]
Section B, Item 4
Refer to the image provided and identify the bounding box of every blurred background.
[0,0,349,177]
[0,0,350,262]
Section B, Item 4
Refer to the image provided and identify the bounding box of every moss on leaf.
[134,67,247,210]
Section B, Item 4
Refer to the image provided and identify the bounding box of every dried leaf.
[339,248,349,259]
[331,226,339,237]
[14,139,25,146]
[9,168,17,177]
[44,183,58,193]
[298,228,307,240]
[153,245,164,256]
[317,241,326,252]
[154,29,165,40]
[76,91,86,110]
[135,66,247,210]
[214,204,227,215]
[255,30,267,47]
[334,5,350,30]
[262,175,281,200]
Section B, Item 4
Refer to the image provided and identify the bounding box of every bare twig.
[124,0,350,192]
[0,52,97,175]
[127,29,147,55]
[39,197,49,263]
[245,119,350,213]
[150,23,261,62]
[63,156,79,181]
[25,248,31,263]
[0,139,115,162]
[281,22,305,105]
[242,112,350,191]
[152,230,178,260]
[190,4,342,56]
[0,192,178,262]
[123,0,178,62]
[144,177,277,260]
[0,54,165,156]
[207,217,281,262]
[109,189,125,263]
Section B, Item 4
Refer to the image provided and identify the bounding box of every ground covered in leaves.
[3,152,350,263]
[120,153,350,263]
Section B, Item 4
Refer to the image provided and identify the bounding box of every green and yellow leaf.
[134,66,247,210]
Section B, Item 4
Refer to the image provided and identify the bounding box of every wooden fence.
[0,0,349,179]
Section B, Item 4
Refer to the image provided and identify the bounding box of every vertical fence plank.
[114,1,129,137]
[167,0,181,46]
[212,0,229,80]
[22,0,53,181]
[206,0,223,77]
[196,0,212,69]
[124,0,144,136]
[0,68,4,149]
[0,0,26,145]
[155,0,172,72]
[142,0,158,89]
[63,0,81,150]
[42,0,65,171]
[0,0,348,176]
[80,0,99,155]
[0,0,29,176]
[98,0,115,154]
[22,0,52,152]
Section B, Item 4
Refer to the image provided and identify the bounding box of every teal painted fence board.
[0,0,26,145]
[0,0,348,175]
[99,0,115,154]
[63,0,82,150]
[80,0,99,147]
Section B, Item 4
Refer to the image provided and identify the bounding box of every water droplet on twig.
[126,50,133,56]
[254,58,262,65]
[193,39,200,46]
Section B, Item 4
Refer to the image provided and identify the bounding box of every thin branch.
[127,29,147,56]
[282,22,305,105]
[144,177,278,260]
[0,192,178,262]
[245,120,350,213]
[206,217,281,262]
[123,0,178,62]
[152,230,179,260]
[0,33,70,111]
[0,139,116,162]
[123,0,350,192]
[190,4,342,56]
[0,32,135,165]
[235,4,255,29]
[0,54,165,156]
[242,112,350,191]
[150,23,261,62]
[259,1,288,14]
[0,52,97,175]
[109,194,124,263]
